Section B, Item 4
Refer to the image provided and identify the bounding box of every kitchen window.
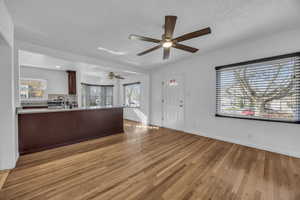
[81,83,113,107]
[216,53,300,123]
[20,78,47,100]
[123,82,141,108]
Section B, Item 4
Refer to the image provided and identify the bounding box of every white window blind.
[216,53,300,123]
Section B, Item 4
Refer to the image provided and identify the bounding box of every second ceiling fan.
[129,15,211,60]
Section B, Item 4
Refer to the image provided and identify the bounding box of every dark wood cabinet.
[67,70,77,95]
[18,108,124,154]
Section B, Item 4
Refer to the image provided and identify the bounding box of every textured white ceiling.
[19,50,136,78]
[6,0,300,68]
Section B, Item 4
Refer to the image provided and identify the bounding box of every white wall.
[120,75,150,123]
[14,44,20,107]
[0,38,17,170]
[20,66,68,97]
[0,0,13,46]
[151,28,300,158]
[0,0,17,170]
[76,69,82,107]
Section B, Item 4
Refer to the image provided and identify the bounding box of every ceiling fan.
[108,72,125,80]
[129,15,211,60]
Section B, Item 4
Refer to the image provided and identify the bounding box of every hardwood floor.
[0,170,10,190]
[1,120,300,200]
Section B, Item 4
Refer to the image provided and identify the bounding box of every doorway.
[162,74,185,131]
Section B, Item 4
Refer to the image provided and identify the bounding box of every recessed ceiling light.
[56,65,62,69]
[97,47,126,55]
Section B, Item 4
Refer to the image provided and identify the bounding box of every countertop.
[17,106,124,114]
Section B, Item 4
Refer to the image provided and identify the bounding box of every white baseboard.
[149,120,300,158]
[185,128,300,159]
[124,117,149,124]
[0,153,19,170]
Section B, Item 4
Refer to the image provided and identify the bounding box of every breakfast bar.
[18,106,124,154]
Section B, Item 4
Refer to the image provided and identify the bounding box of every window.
[81,83,113,107]
[20,79,47,100]
[123,82,141,108]
[216,53,300,123]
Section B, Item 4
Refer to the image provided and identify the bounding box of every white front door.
[162,74,184,131]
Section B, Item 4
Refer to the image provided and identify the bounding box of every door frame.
[161,73,185,131]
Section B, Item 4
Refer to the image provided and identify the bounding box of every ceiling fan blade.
[165,15,177,39]
[173,43,199,53]
[137,45,162,56]
[115,75,125,80]
[129,34,161,43]
[173,27,211,43]
[163,48,170,60]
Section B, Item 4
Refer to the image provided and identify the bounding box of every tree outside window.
[124,82,141,108]
[216,55,300,122]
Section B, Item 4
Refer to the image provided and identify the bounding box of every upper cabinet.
[67,71,77,95]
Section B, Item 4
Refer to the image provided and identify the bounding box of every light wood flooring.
[0,120,300,200]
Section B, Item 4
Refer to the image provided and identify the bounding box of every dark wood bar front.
[18,107,124,154]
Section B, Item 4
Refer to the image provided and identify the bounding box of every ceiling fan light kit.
[162,41,173,48]
[129,15,211,60]
[108,72,125,80]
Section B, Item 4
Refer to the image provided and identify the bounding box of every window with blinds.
[216,53,300,123]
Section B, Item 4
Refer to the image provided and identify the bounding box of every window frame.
[123,82,141,108]
[215,52,300,124]
[20,78,48,101]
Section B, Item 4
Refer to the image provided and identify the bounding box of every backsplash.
[48,94,77,102]
[21,100,48,107]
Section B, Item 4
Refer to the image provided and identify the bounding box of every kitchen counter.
[18,106,124,154]
[17,106,124,114]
